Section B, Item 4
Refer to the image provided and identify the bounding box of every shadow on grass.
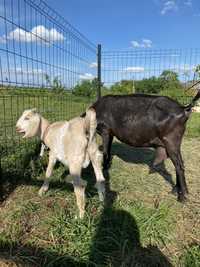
[0,139,176,205]
[0,168,173,267]
[111,142,175,188]
[88,169,173,267]
[0,162,102,206]
[0,142,99,205]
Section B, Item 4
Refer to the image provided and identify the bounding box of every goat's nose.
[16,126,21,132]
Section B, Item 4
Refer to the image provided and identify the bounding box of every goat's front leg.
[70,163,87,219]
[38,153,56,196]
[39,143,46,157]
[102,131,113,169]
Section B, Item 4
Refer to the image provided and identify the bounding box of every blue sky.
[45,0,200,50]
[0,0,200,87]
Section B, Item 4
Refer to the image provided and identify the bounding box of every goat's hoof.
[177,194,187,203]
[149,167,156,174]
[75,214,84,220]
[38,190,44,197]
[79,211,85,219]
[38,191,44,197]
[38,188,47,196]
[171,186,178,195]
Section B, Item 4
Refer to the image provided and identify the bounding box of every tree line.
[72,69,199,100]
[13,66,198,98]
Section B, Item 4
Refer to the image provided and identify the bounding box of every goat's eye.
[24,117,29,120]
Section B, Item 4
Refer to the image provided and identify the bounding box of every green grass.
[1,89,200,266]
[186,112,200,137]
[181,245,200,267]
[1,137,200,266]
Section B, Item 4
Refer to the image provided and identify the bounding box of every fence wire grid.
[0,0,97,88]
[102,49,200,103]
[0,0,98,164]
[0,0,200,172]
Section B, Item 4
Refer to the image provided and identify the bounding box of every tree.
[134,76,162,94]
[44,74,51,87]
[52,77,65,93]
[110,80,134,94]
[160,70,181,91]
[73,78,99,97]
[194,65,200,79]
[159,70,184,101]
[44,74,65,93]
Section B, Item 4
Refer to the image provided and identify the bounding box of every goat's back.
[45,117,88,162]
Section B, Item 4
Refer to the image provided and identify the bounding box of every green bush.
[72,78,98,97]
[135,76,163,94]
[44,74,65,93]
[110,80,134,95]
[104,70,184,96]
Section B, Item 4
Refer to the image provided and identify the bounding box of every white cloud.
[89,62,98,68]
[131,39,152,48]
[131,41,140,48]
[161,1,178,15]
[155,0,192,16]
[184,0,192,7]
[0,36,6,44]
[142,39,153,48]
[3,67,46,75]
[79,73,94,80]
[0,25,65,44]
[122,66,145,73]
[181,65,196,73]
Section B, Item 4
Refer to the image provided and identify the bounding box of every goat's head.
[16,108,41,138]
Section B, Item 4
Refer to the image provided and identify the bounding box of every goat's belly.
[115,129,158,147]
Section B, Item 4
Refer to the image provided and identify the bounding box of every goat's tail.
[85,108,97,143]
[184,90,200,115]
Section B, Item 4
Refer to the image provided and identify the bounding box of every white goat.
[192,106,200,113]
[16,108,105,218]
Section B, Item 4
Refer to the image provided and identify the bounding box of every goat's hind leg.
[163,138,187,202]
[38,153,56,196]
[171,152,188,196]
[88,142,105,201]
[69,163,87,219]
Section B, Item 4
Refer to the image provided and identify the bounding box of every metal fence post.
[97,44,102,99]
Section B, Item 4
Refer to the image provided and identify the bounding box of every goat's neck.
[40,116,50,143]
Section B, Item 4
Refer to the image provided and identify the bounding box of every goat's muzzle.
[16,126,25,134]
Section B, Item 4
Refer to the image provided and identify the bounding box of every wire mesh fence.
[1,0,200,175]
[0,93,92,154]
[0,0,98,171]
[0,0,97,88]
[101,48,200,104]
